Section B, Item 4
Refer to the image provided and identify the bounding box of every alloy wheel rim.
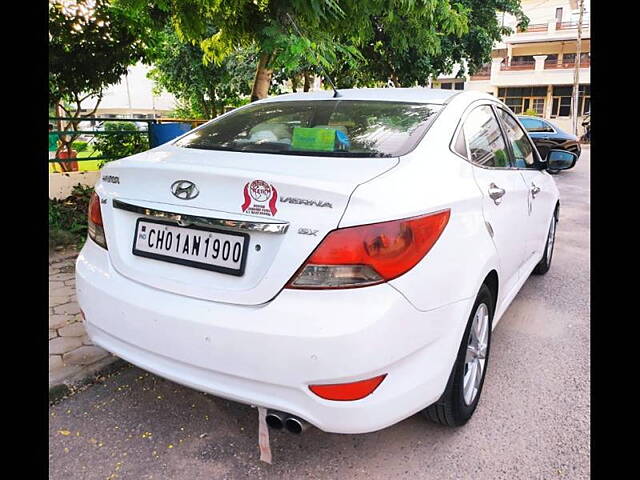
[463,303,489,406]
[547,218,556,265]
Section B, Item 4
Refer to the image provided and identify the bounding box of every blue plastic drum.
[149,123,192,148]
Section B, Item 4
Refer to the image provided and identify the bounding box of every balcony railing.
[517,23,548,33]
[500,61,535,71]
[544,58,591,69]
[556,21,589,30]
[470,66,491,79]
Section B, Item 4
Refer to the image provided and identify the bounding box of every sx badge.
[241,180,278,216]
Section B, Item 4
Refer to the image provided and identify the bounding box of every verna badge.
[241,180,278,216]
[171,180,199,200]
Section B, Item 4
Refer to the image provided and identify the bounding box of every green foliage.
[93,122,149,166]
[49,0,149,107]
[330,0,528,87]
[72,141,89,152]
[523,108,540,117]
[147,27,256,118]
[116,1,526,95]
[49,184,94,249]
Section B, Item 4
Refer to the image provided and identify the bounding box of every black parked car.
[517,116,581,160]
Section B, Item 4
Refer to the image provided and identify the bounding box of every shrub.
[523,108,540,117]
[93,121,149,167]
[49,184,94,250]
[72,140,89,152]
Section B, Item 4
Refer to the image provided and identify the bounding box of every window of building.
[556,7,563,23]
[439,81,464,90]
[550,84,590,118]
[463,105,510,168]
[511,55,535,65]
[498,86,548,115]
[562,53,589,62]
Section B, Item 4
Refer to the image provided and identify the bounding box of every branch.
[81,92,103,118]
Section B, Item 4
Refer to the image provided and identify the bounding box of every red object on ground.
[57,149,78,172]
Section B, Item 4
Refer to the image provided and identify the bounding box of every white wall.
[81,63,177,115]
[49,172,100,200]
[501,0,591,30]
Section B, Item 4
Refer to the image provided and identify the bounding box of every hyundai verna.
[76,88,576,434]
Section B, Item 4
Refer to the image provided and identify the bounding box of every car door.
[461,104,531,300]
[497,108,555,267]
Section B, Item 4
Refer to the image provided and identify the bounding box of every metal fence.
[49,116,208,166]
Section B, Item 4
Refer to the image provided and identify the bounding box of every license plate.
[132,219,249,276]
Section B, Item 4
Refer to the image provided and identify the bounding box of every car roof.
[257,88,493,105]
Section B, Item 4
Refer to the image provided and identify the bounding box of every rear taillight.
[88,192,107,249]
[287,209,450,289]
[309,375,387,401]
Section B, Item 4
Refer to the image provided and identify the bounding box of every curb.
[49,358,130,404]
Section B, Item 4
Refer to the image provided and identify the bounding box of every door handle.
[488,183,506,205]
[531,183,541,198]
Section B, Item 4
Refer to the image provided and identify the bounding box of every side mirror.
[546,149,577,171]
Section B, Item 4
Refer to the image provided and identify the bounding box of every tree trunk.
[390,73,401,88]
[303,71,311,92]
[291,75,299,93]
[251,53,273,102]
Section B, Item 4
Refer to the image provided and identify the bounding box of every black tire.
[424,284,493,427]
[548,169,560,175]
[533,211,557,275]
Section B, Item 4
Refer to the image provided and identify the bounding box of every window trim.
[494,106,544,169]
[448,100,515,171]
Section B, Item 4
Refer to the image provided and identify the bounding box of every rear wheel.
[424,285,493,427]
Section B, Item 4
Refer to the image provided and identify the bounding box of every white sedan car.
[76,88,577,434]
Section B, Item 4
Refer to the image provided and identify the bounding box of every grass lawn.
[49,149,102,173]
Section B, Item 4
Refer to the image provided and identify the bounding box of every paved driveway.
[49,148,590,479]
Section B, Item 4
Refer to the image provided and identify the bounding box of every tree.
[329,0,528,87]
[147,27,257,119]
[117,1,469,101]
[93,121,149,167]
[49,0,148,168]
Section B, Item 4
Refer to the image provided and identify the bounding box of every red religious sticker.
[241,180,278,216]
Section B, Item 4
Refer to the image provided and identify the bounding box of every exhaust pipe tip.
[284,416,309,434]
[265,411,286,430]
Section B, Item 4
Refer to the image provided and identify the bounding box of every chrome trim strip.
[112,199,289,234]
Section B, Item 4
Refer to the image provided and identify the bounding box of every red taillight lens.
[87,192,107,249]
[287,209,450,289]
[309,375,387,401]
[88,192,103,226]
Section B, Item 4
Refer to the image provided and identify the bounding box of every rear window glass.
[174,100,442,158]
[519,117,552,132]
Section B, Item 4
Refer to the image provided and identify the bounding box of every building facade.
[433,0,590,133]
[80,63,178,119]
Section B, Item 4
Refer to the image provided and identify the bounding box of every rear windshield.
[174,100,442,158]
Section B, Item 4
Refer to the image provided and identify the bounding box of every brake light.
[287,210,450,289]
[87,192,107,249]
[309,375,387,401]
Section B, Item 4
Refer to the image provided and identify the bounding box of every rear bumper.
[76,238,473,433]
